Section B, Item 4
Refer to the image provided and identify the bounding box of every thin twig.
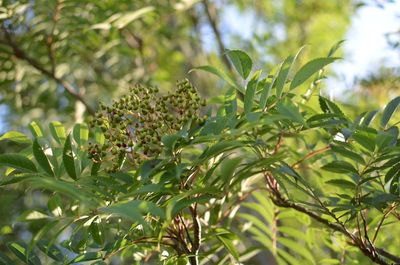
[372,204,397,243]
[201,0,231,70]
[46,0,61,74]
[291,145,331,168]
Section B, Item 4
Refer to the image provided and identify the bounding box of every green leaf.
[326,179,356,190]
[32,139,55,177]
[361,110,378,126]
[89,221,105,246]
[319,96,345,116]
[322,161,358,174]
[244,70,261,114]
[7,242,41,265]
[290,57,339,90]
[26,177,98,206]
[73,123,89,146]
[225,49,252,79]
[215,228,239,261]
[0,253,13,265]
[381,96,400,129]
[29,121,44,137]
[49,122,66,144]
[37,241,64,262]
[63,134,78,180]
[352,130,376,153]
[68,252,102,264]
[0,154,37,173]
[259,65,281,109]
[48,194,63,217]
[196,141,243,165]
[327,40,345,57]
[162,134,182,155]
[0,131,31,144]
[189,65,239,92]
[100,200,165,223]
[113,6,155,29]
[276,99,305,125]
[275,47,304,98]
[219,157,243,183]
[330,145,365,164]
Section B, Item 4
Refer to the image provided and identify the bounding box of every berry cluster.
[88,79,205,172]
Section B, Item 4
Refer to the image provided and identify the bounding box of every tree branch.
[189,204,201,265]
[270,193,399,265]
[201,0,231,70]
[1,24,95,115]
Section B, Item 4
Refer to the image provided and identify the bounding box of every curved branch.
[1,24,95,115]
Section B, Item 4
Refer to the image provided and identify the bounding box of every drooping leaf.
[322,160,358,174]
[0,154,37,173]
[380,96,400,129]
[290,57,339,90]
[225,49,253,79]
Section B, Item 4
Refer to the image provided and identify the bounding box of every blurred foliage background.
[0,0,399,264]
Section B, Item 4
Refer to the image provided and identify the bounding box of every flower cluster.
[88,79,205,172]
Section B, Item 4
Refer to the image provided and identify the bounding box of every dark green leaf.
[7,242,41,265]
[0,253,13,265]
[326,179,356,190]
[68,252,102,264]
[322,161,358,174]
[63,134,78,180]
[259,66,281,109]
[32,139,55,177]
[275,47,304,98]
[276,99,305,125]
[37,241,64,262]
[330,145,365,164]
[244,70,261,114]
[352,130,376,153]
[381,96,400,128]
[0,154,37,173]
